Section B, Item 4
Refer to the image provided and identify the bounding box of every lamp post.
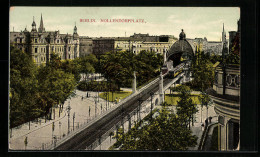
[59,101,61,117]
[89,106,91,117]
[59,121,62,138]
[93,96,98,117]
[150,92,154,120]
[66,101,72,134]
[73,112,75,131]
[52,122,55,144]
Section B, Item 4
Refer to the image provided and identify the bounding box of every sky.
[9,7,240,41]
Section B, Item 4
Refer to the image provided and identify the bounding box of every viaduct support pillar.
[159,72,164,105]
[132,71,136,93]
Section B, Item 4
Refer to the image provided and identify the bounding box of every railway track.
[55,78,173,150]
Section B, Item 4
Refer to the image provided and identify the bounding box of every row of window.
[52,47,64,52]
[34,47,46,53]
[34,46,74,53]
[35,38,61,44]
[16,38,23,43]
[35,56,46,63]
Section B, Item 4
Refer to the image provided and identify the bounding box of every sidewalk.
[9,90,112,150]
[188,104,217,150]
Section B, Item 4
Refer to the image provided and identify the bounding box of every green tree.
[10,45,42,127]
[111,107,197,150]
[61,59,81,82]
[198,92,211,122]
[175,85,197,129]
[100,51,132,90]
[191,51,214,91]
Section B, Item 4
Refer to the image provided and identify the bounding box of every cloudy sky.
[10,7,240,41]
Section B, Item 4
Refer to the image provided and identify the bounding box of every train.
[162,62,186,79]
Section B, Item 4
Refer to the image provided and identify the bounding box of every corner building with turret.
[10,14,80,66]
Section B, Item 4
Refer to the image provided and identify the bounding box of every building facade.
[92,38,115,56]
[79,36,93,57]
[10,14,80,66]
[207,64,240,150]
[92,34,177,56]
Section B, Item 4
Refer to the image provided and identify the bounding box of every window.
[35,48,38,53]
[20,39,22,43]
[57,40,59,44]
[35,39,38,43]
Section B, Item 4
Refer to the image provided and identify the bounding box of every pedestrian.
[205,119,208,127]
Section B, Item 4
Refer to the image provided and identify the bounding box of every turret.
[31,16,37,32]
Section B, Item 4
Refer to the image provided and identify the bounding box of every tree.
[111,107,198,150]
[37,52,76,118]
[198,92,211,123]
[175,85,198,129]
[37,67,76,114]
[61,59,81,82]
[10,45,43,127]
[100,51,132,91]
[191,51,214,91]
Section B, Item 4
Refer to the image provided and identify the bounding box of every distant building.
[79,36,93,57]
[187,24,228,56]
[92,33,176,56]
[10,14,80,66]
[92,38,115,56]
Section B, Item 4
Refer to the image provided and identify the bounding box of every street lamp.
[52,122,55,144]
[93,96,98,117]
[89,106,91,117]
[59,121,62,138]
[73,112,75,131]
[150,92,154,120]
[66,101,72,134]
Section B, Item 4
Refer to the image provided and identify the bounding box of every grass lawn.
[99,91,132,102]
[165,94,201,105]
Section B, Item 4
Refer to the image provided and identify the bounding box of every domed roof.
[179,29,186,40]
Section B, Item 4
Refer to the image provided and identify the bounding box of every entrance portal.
[168,52,182,67]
